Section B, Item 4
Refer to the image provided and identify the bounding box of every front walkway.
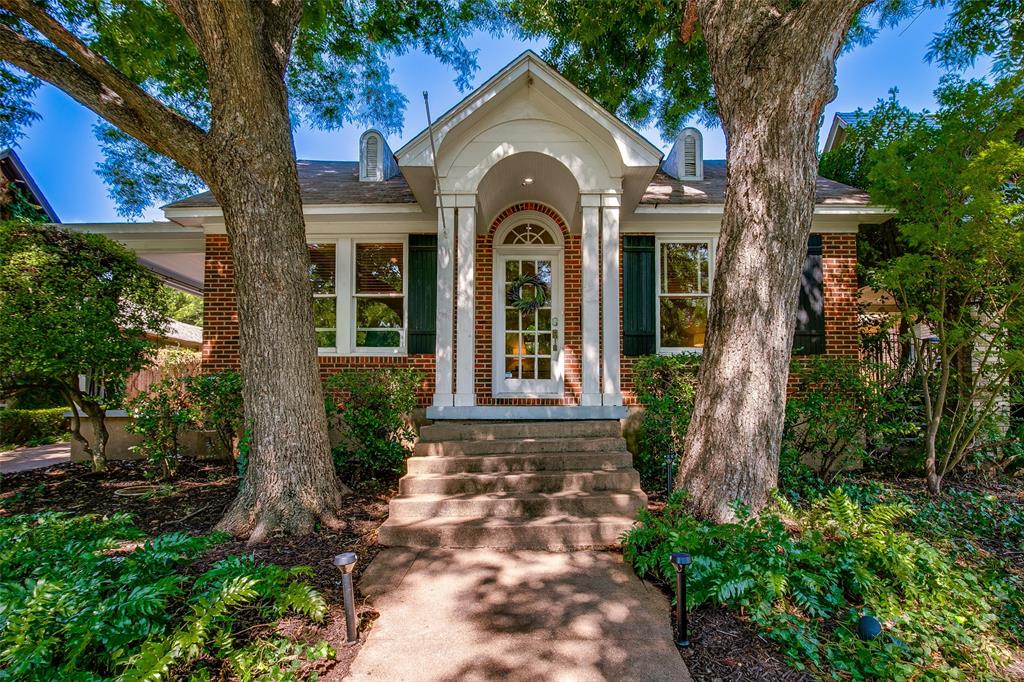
[350,548,691,681]
[0,442,70,473]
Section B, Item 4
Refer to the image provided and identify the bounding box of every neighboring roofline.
[821,113,848,154]
[0,148,60,222]
[396,50,664,164]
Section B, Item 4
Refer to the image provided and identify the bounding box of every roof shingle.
[640,160,871,206]
[165,160,417,209]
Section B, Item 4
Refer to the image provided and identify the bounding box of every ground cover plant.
[0,460,392,680]
[624,484,1024,680]
[0,512,330,681]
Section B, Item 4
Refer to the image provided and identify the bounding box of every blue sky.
[11,7,987,223]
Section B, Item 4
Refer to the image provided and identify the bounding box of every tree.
[510,0,1017,521]
[869,75,1024,494]
[162,286,203,327]
[0,222,168,471]
[0,1,490,539]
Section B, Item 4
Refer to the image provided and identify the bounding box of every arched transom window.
[502,222,556,245]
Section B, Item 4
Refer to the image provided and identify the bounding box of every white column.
[580,198,602,406]
[601,195,623,406]
[454,197,477,406]
[432,202,455,407]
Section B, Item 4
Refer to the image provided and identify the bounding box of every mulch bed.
[0,459,392,680]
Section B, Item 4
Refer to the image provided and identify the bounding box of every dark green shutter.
[793,234,826,355]
[623,236,656,356]
[407,235,437,354]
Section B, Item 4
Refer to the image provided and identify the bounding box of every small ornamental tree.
[0,222,168,471]
[868,75,1024,494]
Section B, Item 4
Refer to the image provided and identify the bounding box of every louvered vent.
[682,135,697,177]
[365,134,379,179]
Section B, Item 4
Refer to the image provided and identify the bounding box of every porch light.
[521,176,534,186]
[333,552,359,642]
[670,552,691,647]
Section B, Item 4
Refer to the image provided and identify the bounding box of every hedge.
[0,408,69,446]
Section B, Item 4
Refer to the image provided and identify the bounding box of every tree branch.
[0,3,207,174]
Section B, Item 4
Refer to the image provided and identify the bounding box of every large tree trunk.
[676,0,868,522]
[188,2,349,542]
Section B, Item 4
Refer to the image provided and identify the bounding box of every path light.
[670,552,692,647]
[333,552,359,643]
[857,614,882,641]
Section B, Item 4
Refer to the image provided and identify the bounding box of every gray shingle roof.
[164,160,417,209]
[167,157,870,210]
[640,159,871,206]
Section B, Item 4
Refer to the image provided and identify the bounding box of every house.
[156,52,886,419]
[89,52,887,547]
[0,148,59,222]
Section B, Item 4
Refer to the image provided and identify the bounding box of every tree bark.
[185,2,350,542]
[675,0,869,522]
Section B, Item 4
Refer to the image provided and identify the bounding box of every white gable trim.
[397,51,662,170]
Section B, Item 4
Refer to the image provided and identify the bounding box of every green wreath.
[506,273,550,313]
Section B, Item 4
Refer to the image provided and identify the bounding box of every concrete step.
[377,515,639,550]
[399,469,641,495]
[388,491,648,519]
[406,450,634,475]
[413,436,627,458]
[420,420,622,442]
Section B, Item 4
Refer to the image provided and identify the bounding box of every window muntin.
[658,240,712,351]
[353,242,404,350]
[503,258,554,380]
[503,222,556,245]
[308,243,337,349]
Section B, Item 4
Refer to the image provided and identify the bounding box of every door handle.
[551,317,559,352]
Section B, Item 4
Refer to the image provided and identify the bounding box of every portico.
[394,53,662,417]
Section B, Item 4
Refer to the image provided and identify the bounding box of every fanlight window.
[503,223,555,245]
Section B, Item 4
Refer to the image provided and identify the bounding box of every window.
[503,222,555,245]
[308,243,337,349]
[658,240,712,351]
[353,242,404,349]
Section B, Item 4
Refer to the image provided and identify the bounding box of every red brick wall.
[473,202,583,405]
[202,235,240,371]
[200,234,436,406]
[822,233,859,357]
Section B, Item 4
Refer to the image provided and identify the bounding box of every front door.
[494,252,563,397]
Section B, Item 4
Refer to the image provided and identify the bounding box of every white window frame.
[310,236,408,357]
[310,241,339,354]
[655,235,716,354]
[350,236,408,356]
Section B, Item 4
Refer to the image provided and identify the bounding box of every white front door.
[493,252,563,397]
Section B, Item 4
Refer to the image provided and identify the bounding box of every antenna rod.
[423,91,447,238]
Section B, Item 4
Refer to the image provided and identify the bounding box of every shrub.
[324,367,423,485]
[632,353,700,490]
[126,378,193,478]
[624,489,1016,680]
[0,408,68,447]
[6,385,64,409]
[183,370,243,457]
[0,513,329,681]
[784,357,917,481]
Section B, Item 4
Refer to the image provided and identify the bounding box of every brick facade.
[201,230,858,409]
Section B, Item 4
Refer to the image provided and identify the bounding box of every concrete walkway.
[350,548,691,682]
[0,442,70,473]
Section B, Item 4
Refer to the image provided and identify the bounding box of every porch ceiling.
[476,152,580,231]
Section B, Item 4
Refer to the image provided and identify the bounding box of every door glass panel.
[502,257,557,386]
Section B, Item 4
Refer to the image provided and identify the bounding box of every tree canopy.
[507,0,1019,139]
[0,0,496,215]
